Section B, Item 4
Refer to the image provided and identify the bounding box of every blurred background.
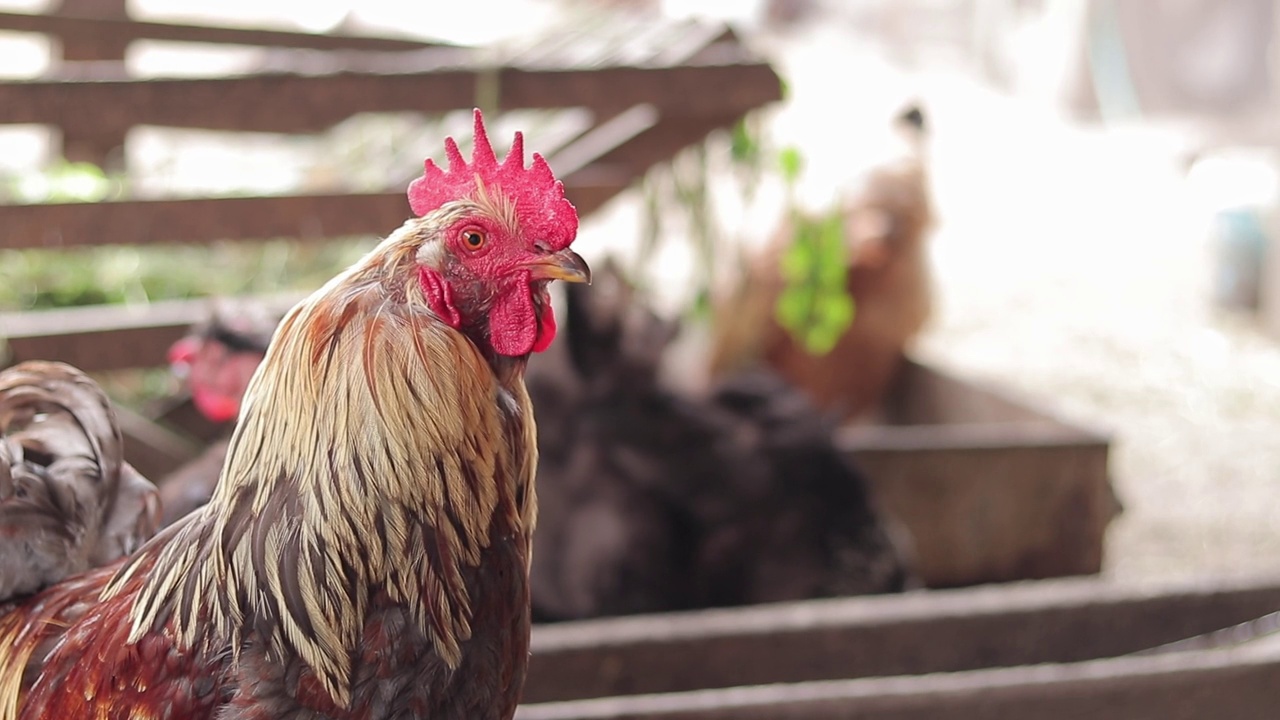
[2,0,1280,604]
[5,0,1280,715]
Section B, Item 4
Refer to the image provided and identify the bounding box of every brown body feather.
[2,215,541,720]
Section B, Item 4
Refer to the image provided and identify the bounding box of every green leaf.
[779,229,815,282]
[772,203,857,356]
[815,210,848,287]
[730,117,760,165]
[690,287,712,322]
[778,146,804,186]
[776,285,814,329]
[12,161,116,203]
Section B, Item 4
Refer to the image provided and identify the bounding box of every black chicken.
[527,262,917,621]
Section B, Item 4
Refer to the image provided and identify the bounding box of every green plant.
[5,160,124,204]
[0,239,372,312]
[776,207,854,355]
[635,114,855,356]
[774,146,855,355]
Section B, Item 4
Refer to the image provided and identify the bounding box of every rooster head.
[405,109,590,357]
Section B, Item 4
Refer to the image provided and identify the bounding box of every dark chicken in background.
[527,262,917,622]
[0,361,161,603]
[0,110,589,720]
[158,306,277,526]
[709,104,935,423]
[167,303,277,426]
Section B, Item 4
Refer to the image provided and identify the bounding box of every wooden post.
[53,0,131,168]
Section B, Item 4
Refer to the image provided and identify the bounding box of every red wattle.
[532,304,556,353]
[488,282,539,357]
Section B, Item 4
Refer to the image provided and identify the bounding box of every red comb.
[407,109,578,251]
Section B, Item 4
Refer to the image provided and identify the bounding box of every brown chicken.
[0,361,160,603]
[0,110,589,720]
[709,104,934,422]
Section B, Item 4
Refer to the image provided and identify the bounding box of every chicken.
[167,302,277,425]
[158,307,277,526]
[527,262,915,622]
[709,104,935,423]
[0,361,160,603]
[0,109,589,720]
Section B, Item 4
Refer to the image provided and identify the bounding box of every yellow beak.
[527,249,591,284]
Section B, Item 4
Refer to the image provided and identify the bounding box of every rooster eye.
[461,229,487,251]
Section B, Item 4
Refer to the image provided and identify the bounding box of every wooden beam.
[0,58,784,134]
[52,0,130,165]
[522,575,1280,704]
[517,649,1280,720]
[551,106,747,180]
[0,10,442,51]
[0,175,632,251]
[0,160,637,371]
[112,402,202,484]
[1,293,304,373]
[0,182,641,370]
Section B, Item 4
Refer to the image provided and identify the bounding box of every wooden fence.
[0,7,784,476]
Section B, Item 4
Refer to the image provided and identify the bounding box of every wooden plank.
[517,648,1280,720]
[521,575,1280,704]
[149,395,230,443]
[0,57,783,134]
[0,174,631,251]
[837,421,1104,452]
[0,153,636,370]
[0,110,712,369]
[112,401,202,484]
[1,293,304,373]
[548,105,664,176]
[553,110,748,180]
[52,0,130,164]
[833,359,1116,587]
[0,10,441,51]
[856,441,1113,586]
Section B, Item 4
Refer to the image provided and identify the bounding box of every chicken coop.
[1,1,1276,718]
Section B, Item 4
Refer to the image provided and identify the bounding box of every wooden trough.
[839,360,1118,589]
[518,574,1280,719]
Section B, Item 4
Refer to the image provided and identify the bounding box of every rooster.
[0,110,589,720]
[0,361,160,603]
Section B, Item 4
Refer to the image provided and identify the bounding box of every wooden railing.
[0,8,784,477]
